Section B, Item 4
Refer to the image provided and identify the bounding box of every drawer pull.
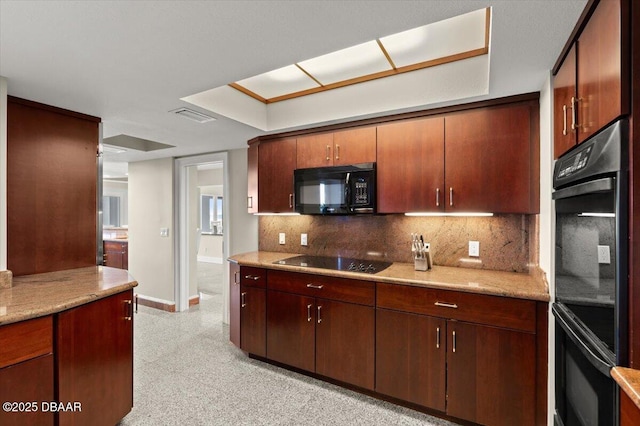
[307,304,313,322]
[244,275,261,281]
[306,283,324,289]
[435,301,458,309]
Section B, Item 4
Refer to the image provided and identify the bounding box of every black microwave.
[293,163,376,215]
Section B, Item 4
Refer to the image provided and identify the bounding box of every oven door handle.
[552,177,614,200]
[552,304,614,377]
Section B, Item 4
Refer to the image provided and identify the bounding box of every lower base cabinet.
[240,285,266,357]
[57,290,134,426]
[621,390,640,425]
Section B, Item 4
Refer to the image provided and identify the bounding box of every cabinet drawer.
[240,266,267,288]
[0,316,53,368]
[104,241,127,252]
[268,270,375,306]
[377,283,536,333]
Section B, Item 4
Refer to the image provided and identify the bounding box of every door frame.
[175,152,229,313]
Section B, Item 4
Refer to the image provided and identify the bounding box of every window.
[201,195,223,234]
[103,196,121,227]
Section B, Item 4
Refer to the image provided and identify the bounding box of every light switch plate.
[469,241,480,257]
[279,233,286,245]
[301,233,308,246]
[160,228,169,237]
[597,245,611,264]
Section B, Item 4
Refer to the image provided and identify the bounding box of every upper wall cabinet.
[553,0,627,158]
[377,101,539,214]
[377,117,445,213]
[247,138,297,214]
[445,102,539,214]
[297,127,376,169]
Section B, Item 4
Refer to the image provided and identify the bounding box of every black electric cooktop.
[273,255,392,274]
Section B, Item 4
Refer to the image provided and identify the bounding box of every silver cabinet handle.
[125,300,133,321]
[326,145,331,161]
[233,271,239,285]
[289,193,293,209]
[317,305,322,324]
[247,196,253,209]
[571,96,579,130]
[449,187,453,207]
[562,104,568,136]
[335,144,340,160]
[452,331,457,353]
[244,275,260,281]
[307,304,313,322]
[306,283,324,289]
[436,188,440,207]
[241,292,247,308]
[435,301,458,309]
[436,326,440,349]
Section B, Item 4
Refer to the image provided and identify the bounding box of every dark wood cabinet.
[237,266,267,356]
[620,389,640,426]
[553,0,626,158]
[376,282,540,425]
[446,321,536,425]
[7,97,100,276]
[229,262,241,347]
[375,309,446,410]
[377,117,445,213]
[247,138,297,213]
[265,270,375,390]
[103,240,128,270]
[444,103,538,214]
[297,127,376,169]
[57,290,134,426]
[0,316,54,426]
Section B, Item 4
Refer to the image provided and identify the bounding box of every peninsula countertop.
[228,251,549,302]
[612,367,640,410]
[0,266,138,326]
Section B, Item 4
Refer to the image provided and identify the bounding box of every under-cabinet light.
[578,212,615,218]
[254,213,301,216]
[405,212,494,217]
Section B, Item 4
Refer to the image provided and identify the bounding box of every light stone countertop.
[0,266,138,326]
[229,251,549,302]
[612,367,640,409]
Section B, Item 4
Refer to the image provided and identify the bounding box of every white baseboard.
[197,256,223,264]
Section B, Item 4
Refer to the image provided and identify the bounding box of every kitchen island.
[0,266,137,426]
[229,251,549,426]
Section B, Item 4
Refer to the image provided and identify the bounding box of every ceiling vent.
[170,107,216,123]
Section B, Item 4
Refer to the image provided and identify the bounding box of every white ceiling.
[1,0,586,172]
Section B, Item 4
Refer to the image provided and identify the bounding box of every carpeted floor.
[120,268,458,426]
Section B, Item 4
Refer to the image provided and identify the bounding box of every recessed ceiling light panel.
[236,64,320,99]
[298,40,392,85]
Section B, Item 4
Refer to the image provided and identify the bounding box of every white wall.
[0,76,7,271]
[539,73,555,426]
[128,158,175,303]
[188,166,199,299]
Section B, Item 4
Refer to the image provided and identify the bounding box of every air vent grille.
[170,107,216,123]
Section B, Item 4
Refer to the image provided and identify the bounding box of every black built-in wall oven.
[552,119,628,425]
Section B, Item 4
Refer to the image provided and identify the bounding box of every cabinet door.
[240,285,266,357]
[247,143,258,213]
[229,262,240,348]
[375,309,446,411]
[57,290,134,426]
[315,299,375,390]
[104,242,124,269]
[0,354,54,426]
[554,44,577,158]
[446,321,536,426]
[266,290,315,372]
[377,117,445,213]
[577,0,622,143]
[297,133,334,169]
[258,138,297,212]
[333,127,376,166]
[445,104,535,213]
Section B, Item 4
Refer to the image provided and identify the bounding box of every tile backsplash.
[259,214,537,273]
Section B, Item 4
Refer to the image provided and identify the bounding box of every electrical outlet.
[469,241,480,257]
[301,233,308,246]
[597,245,611,264]
[279,233,286,245]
